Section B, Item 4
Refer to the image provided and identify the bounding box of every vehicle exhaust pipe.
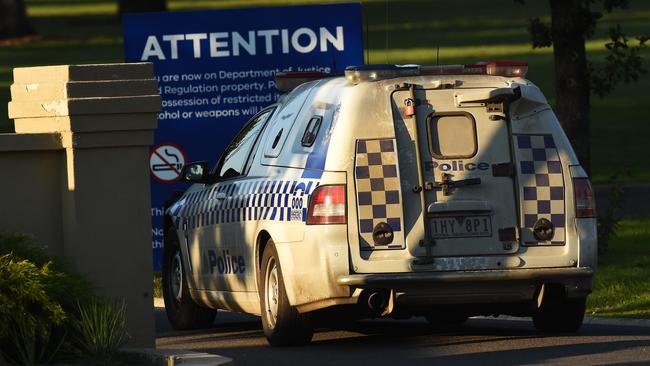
[367,292,385,311]
[360,289,394,317]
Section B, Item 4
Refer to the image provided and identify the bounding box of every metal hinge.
[492,162,516,177]
[486,102,504,113]
[393,82,412,91]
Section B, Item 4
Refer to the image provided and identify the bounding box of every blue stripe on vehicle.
[170,178,324,228]
[301,169,323,179]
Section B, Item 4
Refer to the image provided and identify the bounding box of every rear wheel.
[532,297,586,333]
[259,239,313,346]
[162,228,216,329]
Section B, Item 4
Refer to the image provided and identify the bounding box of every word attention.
[141,26,345,60]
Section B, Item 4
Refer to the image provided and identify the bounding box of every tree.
[519,0,648,174]
[0,0,34,40]
[118,0,167,15]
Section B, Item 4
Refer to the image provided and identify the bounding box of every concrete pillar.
[8,63,161,347]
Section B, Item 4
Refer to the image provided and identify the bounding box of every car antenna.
[364,6,369,64]
[384,0,389,64]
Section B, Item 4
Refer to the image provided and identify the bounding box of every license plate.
[430,215,492,238]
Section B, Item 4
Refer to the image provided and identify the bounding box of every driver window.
[218,110,272,179]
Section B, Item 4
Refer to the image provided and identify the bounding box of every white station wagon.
[162,62,597,346]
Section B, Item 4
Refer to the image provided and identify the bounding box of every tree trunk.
[0,0,34,40]
[118,0,167,14]
[550,0,591,173]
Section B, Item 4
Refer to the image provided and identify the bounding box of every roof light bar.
[345,61,528,84]
[345,64,420,84]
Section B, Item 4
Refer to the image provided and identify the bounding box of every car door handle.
[215,192,227,200]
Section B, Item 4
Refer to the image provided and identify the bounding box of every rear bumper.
[337,267,594,305]
[337,267,594,287]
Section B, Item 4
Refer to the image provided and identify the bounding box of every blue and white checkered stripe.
[514,134,566,245]
[171,179,317,230]
[354,138,405,250]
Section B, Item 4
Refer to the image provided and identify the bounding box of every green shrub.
[71,298,129,363]
[4,312,67,366]
[0,232,132,364]
[0,232,92,365]
[0,254,67,365]
[0,231,49,266]
[0,232,92,313]
[0,254,66,341]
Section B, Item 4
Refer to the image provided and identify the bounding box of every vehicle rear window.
[301,115,322,147]
[217,110,272,179]
[427,112,477,159]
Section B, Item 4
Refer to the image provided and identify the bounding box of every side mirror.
[181,161,210,183]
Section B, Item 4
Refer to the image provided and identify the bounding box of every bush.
[0,254,68,365]
[0,232,92,365]
[0,254,65,340]
[0,232,49,266]
[0,231,132,365]
[0,231,92,311]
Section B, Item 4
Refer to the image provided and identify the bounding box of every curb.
[476,315,650,328]
[584,316,650,328]
[117,348,233,366]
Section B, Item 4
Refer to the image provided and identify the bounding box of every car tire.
[425,311,468,328]
[162,228,217,330]
[532,297,586,333]
[259,239,314,346]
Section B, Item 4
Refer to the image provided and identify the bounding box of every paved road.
[155,308,650,365]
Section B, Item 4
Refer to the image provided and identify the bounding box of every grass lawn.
[587,218,650,318]
[0,0,649,183]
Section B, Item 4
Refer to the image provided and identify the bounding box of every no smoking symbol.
[149,143,187,184]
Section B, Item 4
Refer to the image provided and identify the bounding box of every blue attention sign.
[122,4,363,270]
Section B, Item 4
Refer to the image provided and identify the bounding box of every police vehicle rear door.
[393,86,519,258]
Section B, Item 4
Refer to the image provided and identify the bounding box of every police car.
[162,61,597,346]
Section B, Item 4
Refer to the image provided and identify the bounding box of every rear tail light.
[306,185,346,225]
[573,178,596,218]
